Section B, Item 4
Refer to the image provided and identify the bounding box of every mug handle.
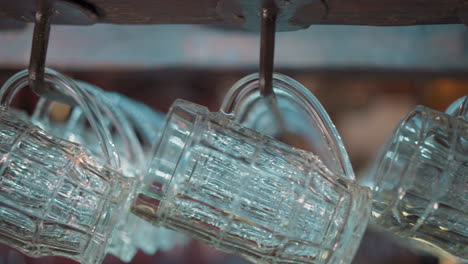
[445,95,468,119]
[32,80,147,174]
[76,81,146,173]
[220,72,354,180]
[0,68,120,169]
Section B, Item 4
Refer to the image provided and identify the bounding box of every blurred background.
[0,22,467,264]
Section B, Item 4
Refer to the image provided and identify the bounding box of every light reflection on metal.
[259,7,276,96]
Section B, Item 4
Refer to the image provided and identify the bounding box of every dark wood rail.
[0,0,466,27]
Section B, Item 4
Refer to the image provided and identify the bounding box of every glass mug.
[132,73,371,264]
[368,104,467,260]
[0,69,133,264]
[2,70,186,262]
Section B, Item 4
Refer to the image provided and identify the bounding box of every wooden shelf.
[0,0,466,27]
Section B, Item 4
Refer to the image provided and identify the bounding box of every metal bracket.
[216,0,326,31]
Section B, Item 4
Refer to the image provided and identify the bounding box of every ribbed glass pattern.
[371,106,467,260]
[0,107,131,264]
[133,99,370,264]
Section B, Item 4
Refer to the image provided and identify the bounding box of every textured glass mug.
[0,69,132,264]
[38,81,186,262]
[5,72,185,262]
[368,105,467,260]
[133,73,371,264]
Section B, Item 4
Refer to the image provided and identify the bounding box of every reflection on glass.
[369,105,467,260]
[0,107,131,263]
[133,99,371,264]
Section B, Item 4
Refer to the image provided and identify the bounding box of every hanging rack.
[1,0,465,26]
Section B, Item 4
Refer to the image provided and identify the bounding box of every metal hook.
[258,5,290,139]
[259,7,277,96]
[29,0,54,95]
[29,0,77,105]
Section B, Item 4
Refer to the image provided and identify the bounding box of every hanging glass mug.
[31,79,149,262]
[367,101,467,260]
[132,73,371,264]
[24,77,186,262]
[0,69,133,264]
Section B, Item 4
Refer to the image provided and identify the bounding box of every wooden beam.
[315,0,462,26]
[0,0,465,27]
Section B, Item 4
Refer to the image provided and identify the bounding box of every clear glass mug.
[132,73,371,264]
[34,80,166,261]
[0,69,133,264]
[368,104,467,260]
[8,72,185,262]
[32,80,149,262]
